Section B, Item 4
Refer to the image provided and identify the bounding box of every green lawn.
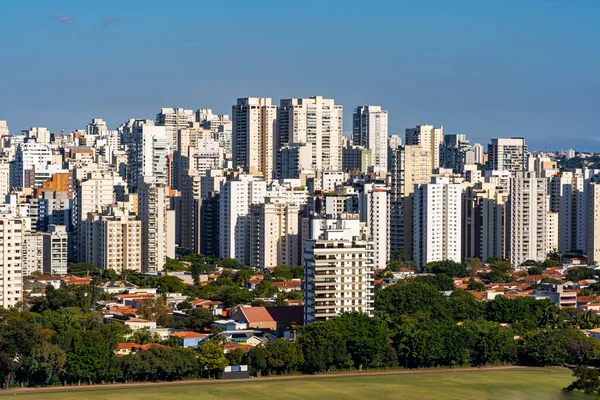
[2,368,594,400]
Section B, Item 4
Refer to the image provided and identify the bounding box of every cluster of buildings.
[1,97,600,324]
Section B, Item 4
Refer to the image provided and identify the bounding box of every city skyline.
[1,0,599,151]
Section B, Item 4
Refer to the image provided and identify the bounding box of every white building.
[509,172,550,266]
[219,174,266,265]
[358,184,389,270]
[139,177,174,273]
[279,96,343,172]
[412,177,462,267]
[0,213,26,308]
[352,106,388,172]
[232,98,278,181]
[42,225,68,275]
[22,127,51,144]
[10,142,52,189]
[487,138,527,172]
[550,171,587,253]
[473,143,484,165]
[588,181,600,264]
[127,125,169,190]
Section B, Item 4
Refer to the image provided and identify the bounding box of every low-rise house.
[192,299,227,316]
[532,283,577,308]
[115,343,169,356]
[218,329,278,346]
[61,276,92,285]
[97,280,138,294]
[105,315,157,331]
[273,280,301,293]
[223,342,254,354]
[169,331,209,348]
[231,306,303,334]
[34,276,62,289]
[212,319,247,331]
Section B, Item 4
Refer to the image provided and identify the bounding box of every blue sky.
[0,0,598,151]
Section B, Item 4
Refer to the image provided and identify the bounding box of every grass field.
[1,368,593,400]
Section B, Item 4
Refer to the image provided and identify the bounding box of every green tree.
[334,312,389,370]
[157,276,186,293]
[226,348,245,366]
[164,258,188,272]
[565,367,600,395]
[414,274,454,291]
[374,280,449,325]
[67,262,99,277]
[567,268,596,283]
[271,265,293,281]
[197,340,228,378]
[291,266,304,279]
[184,308,215,332]
[137,297,174,328]
[448,290,483,322]
[527,266,543,276]
[222,286,254,307]
[467,280,486,292]
[425,260,468,278]
[264,339,304,375]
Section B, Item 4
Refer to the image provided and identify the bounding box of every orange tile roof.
[240,307,274,323]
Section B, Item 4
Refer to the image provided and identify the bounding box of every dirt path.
[0,365,562,396]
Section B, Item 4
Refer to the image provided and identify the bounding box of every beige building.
[462,182,508,262]
[0,213,26,308]
[232,97,278,181]
[279,96,343,173]
[249,197,300,269]
[405,125,443,172]
[303,238,374,324]
[88,207,142,273]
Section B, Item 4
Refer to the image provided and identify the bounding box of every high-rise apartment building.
[42,225,68,275]
[279,96,343,172]
[219,174,266,265]
[412,177,462,267]
[138,177,174,273]
[587,181,600,264]
[352,106,388,172]
[342,146,372,173]
[88,206,142,273]
[550,172,587,253]
[487,138,528,172]
[405,125,443,171]
[462,183,508,262]
[508,172,550,266]
[0,213,25,308]
[156,108,194,148]
[249,197,300,269]
[473,143,484,165]
[232,98,278,181]
[279,142,312,179]
[10,142,52,189]
[358,184,389,270]
[303,215,374,323]
[127,125,169,191]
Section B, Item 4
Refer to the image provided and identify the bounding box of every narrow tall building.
[232,98,278,181]
[550,171,587,253]
[588,181,600,264]
[352,106,388,172]
[508,172,550,266]
[138,177,174,273]
[412,177,462,267]
[155,108,194,148]
[0,213,26,308]
[358,184,389,270]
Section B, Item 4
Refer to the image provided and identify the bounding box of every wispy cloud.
[52,12,74,26]
[103,16,119,27]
